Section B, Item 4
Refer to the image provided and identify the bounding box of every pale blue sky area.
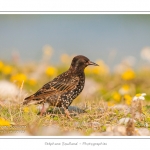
[0,14,150,67]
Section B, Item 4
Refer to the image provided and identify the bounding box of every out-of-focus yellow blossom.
[2,65,13,75]
[45,66,57,76]
[23,106,38,113]
[121,69,135,80]
[28,78,37,86]
[124,94,132,105]
[119,84,130,95]
[23,107,29,113]
[85,60,109,75]
[107,102,115,106]
[10,73,27,84]
[0,118,10,126]
[0,61,4,71]
[112,91,121,102]
[93,60,109,75]
[85,67,92,75]
[60,54,71,64]
[30,105,38,113]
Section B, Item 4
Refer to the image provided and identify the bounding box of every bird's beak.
[88,61,99,66]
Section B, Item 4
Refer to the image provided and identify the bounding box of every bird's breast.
[63,75,85,102]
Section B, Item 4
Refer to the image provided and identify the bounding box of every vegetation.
[0,47,150,136]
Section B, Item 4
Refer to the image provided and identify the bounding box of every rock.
[90,131,114,136]
[111,104,131,114]
[118,118,136,125]
[47,106,85,115]
[36,125,61,136]
[106,125,126,136]
[137,128,150,136]
[63,131,83,136]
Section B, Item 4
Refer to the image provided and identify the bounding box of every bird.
[23,55,99,119]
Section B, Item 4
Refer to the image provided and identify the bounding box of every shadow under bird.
[23,55,99,119]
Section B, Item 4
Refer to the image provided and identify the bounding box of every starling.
[23,55,98,119]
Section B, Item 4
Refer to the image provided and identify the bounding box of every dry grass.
[0,97,150,136]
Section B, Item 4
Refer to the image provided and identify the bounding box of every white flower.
[119,84,130,95]
[132,93,146,101]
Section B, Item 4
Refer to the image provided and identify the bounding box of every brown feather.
[23,74,79,104]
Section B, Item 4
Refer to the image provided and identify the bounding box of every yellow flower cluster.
[0,60,39,88]
[23,106,29,113]
[107,101,115,106]
[112,84,132,105]
[121,69,135,80]
[85,60,109,75]
[45,66,57,76]
[0,60,13,75]
[0,61,4,71]
[119,84,130,95]
[10,73,27,86]
[23,105,37,113]
[0,118,10,126]
[124,94,132,105]
[112,91,121,102]
[28,78,37,86]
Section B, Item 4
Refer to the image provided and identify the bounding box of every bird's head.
[70,55,99,73]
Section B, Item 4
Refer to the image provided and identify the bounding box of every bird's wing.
[24,74,79,101]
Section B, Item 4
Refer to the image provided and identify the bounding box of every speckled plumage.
[23,55,98,118]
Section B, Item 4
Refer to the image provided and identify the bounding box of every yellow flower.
[10,73,27,84]
[119,84,130,95]
[30,105,38,113]
[23,107,29,113]
[0,118,10,126]
[121,69,135,80]
[85,60,109,75]
[28,78,37,86]
[2,65,13,75]
[0,61,4,71]
[85,67,92,75]
[107,102,115,106]
[45,66,57,76]
[93,60,109,75]
[112,92,121,102]
[124,94,132,105]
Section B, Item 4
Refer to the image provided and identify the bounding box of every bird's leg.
[64,108,73,120]
[40,102,50,116]
[40,103,46,116]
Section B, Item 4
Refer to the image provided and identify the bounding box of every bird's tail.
[23,99,30,105]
